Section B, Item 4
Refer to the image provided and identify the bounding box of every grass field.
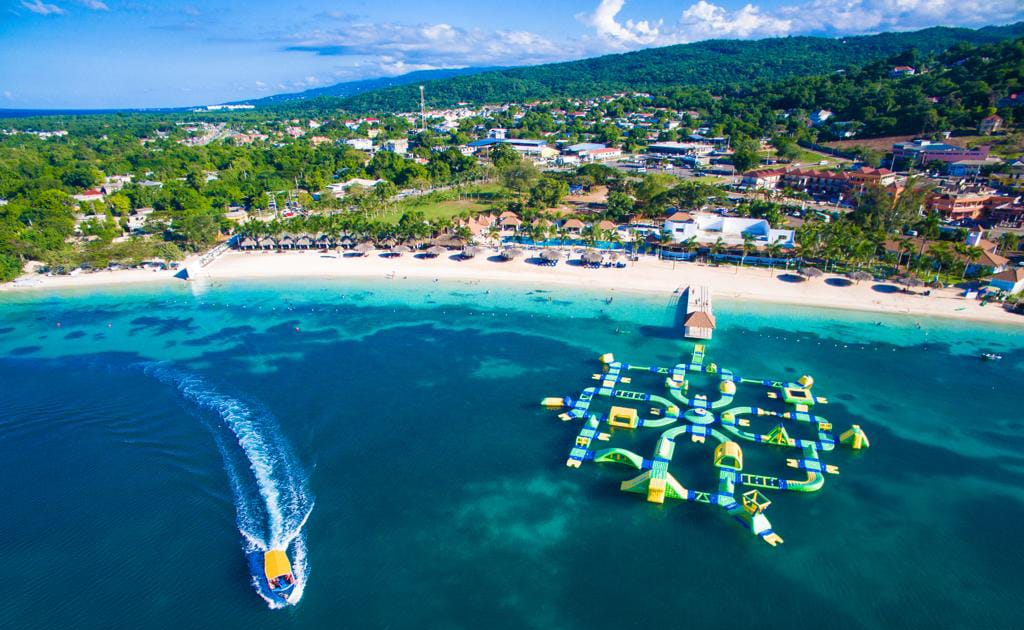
[379,183,504,224]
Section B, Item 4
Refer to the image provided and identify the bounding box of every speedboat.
[264,549,296,603]
[981,353,1003,361]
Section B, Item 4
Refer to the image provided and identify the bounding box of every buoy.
[798,375,814,388]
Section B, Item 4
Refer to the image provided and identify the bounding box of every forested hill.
[290,22,1024,113]
[245,66,501,105]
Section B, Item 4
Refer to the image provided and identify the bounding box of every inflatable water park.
[542,339,869,546]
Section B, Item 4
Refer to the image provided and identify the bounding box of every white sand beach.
[5,249,1021,325]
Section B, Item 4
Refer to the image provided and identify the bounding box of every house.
[809,110,833,126]
[588,147,622,162]
[487,128,507,139]
[383,139,409,154]
[561,218,585,235]
[740,168,786,190]
[664,213,795,248]
[978,115,1003,135]
[988,267,1024,294]
[946,159,1001,178]
[889,66,916,77]
[498,211,522,231]
[345,138,373,151]
[326,178,385,198]
[780,169,849,196]
[73,189,105,203]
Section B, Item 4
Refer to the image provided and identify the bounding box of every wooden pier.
[683,285,715,340]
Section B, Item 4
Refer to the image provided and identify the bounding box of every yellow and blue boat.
[263,549,296,604]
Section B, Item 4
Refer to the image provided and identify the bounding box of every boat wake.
[144,364,313,609]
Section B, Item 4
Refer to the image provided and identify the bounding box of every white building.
[326,178,385,198]
[665,213,795,248]
[345,138,374,151]
[383,139,409,154]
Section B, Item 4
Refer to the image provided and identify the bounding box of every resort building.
[988,267,1024,294]
[925,187,1017,220]
[664,213,795,248]
[892,139,990,165]
[740,168,787,190]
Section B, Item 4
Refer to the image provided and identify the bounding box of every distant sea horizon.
[0,106,192,119]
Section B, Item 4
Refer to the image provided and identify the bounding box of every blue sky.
[1,0,1021,109]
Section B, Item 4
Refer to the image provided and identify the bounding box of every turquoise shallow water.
[1,279,1023,629]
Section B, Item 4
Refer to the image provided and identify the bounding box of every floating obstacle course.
[544,343,868,546]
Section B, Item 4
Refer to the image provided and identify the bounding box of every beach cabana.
[278,234,296,250]
[500,247,523,261]
[294,234,313,249]
[847,270,873,284]
[337,235,355,249]
[237,236,258,250]
[581,250,603,267]
[258,236,277,250]
[540,249,562,266]
[315,234,334,249]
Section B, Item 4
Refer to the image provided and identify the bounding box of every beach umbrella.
[799,266,824,278]
[581,250,603,266]
[540,249,562,262]
[607,252,620,262]
[462,246,482,258]
[390,244,411,255]
[897,275,924,287]
[354,242,374,255]
[847,270,873,284]
[501,248,524,260]
[424,245,447,257]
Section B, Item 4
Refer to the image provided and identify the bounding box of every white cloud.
[75,0,109,10]
[579,0,1024,49]
[20,0,65,15]
[284,20,568,72]
[2,90,14,100]
[580,0,791,46]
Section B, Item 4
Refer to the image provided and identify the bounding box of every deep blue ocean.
[1,279,1022,630]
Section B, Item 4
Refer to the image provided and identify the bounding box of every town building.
[664,213,795,248]
[978,115,1003,135]
[892,139,990,165]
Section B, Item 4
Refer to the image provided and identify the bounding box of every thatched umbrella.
[799,266,824,279]
[389,244,411,256]
[581,250,604,266]
[462,245,482,259]
[540,249,562,263]
[354,242,374,256]
[501,247,523,260]
[607,252,620,262]
[847,270,873,284]
[424,245,447,258]
[898,275,924,287]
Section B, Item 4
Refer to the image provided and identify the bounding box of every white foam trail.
[145,364,313,607]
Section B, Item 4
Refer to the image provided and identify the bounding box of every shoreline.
[3,250,1021,325]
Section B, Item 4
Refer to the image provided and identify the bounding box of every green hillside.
[293,22,1024,113]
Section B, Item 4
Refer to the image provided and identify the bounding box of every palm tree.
[710,237,725,264]
[764,242,782,275]
[740,233,756,267]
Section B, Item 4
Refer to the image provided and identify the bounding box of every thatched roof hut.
[581,250,603,266]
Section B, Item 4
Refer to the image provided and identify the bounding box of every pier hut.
[683,285,715,340]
